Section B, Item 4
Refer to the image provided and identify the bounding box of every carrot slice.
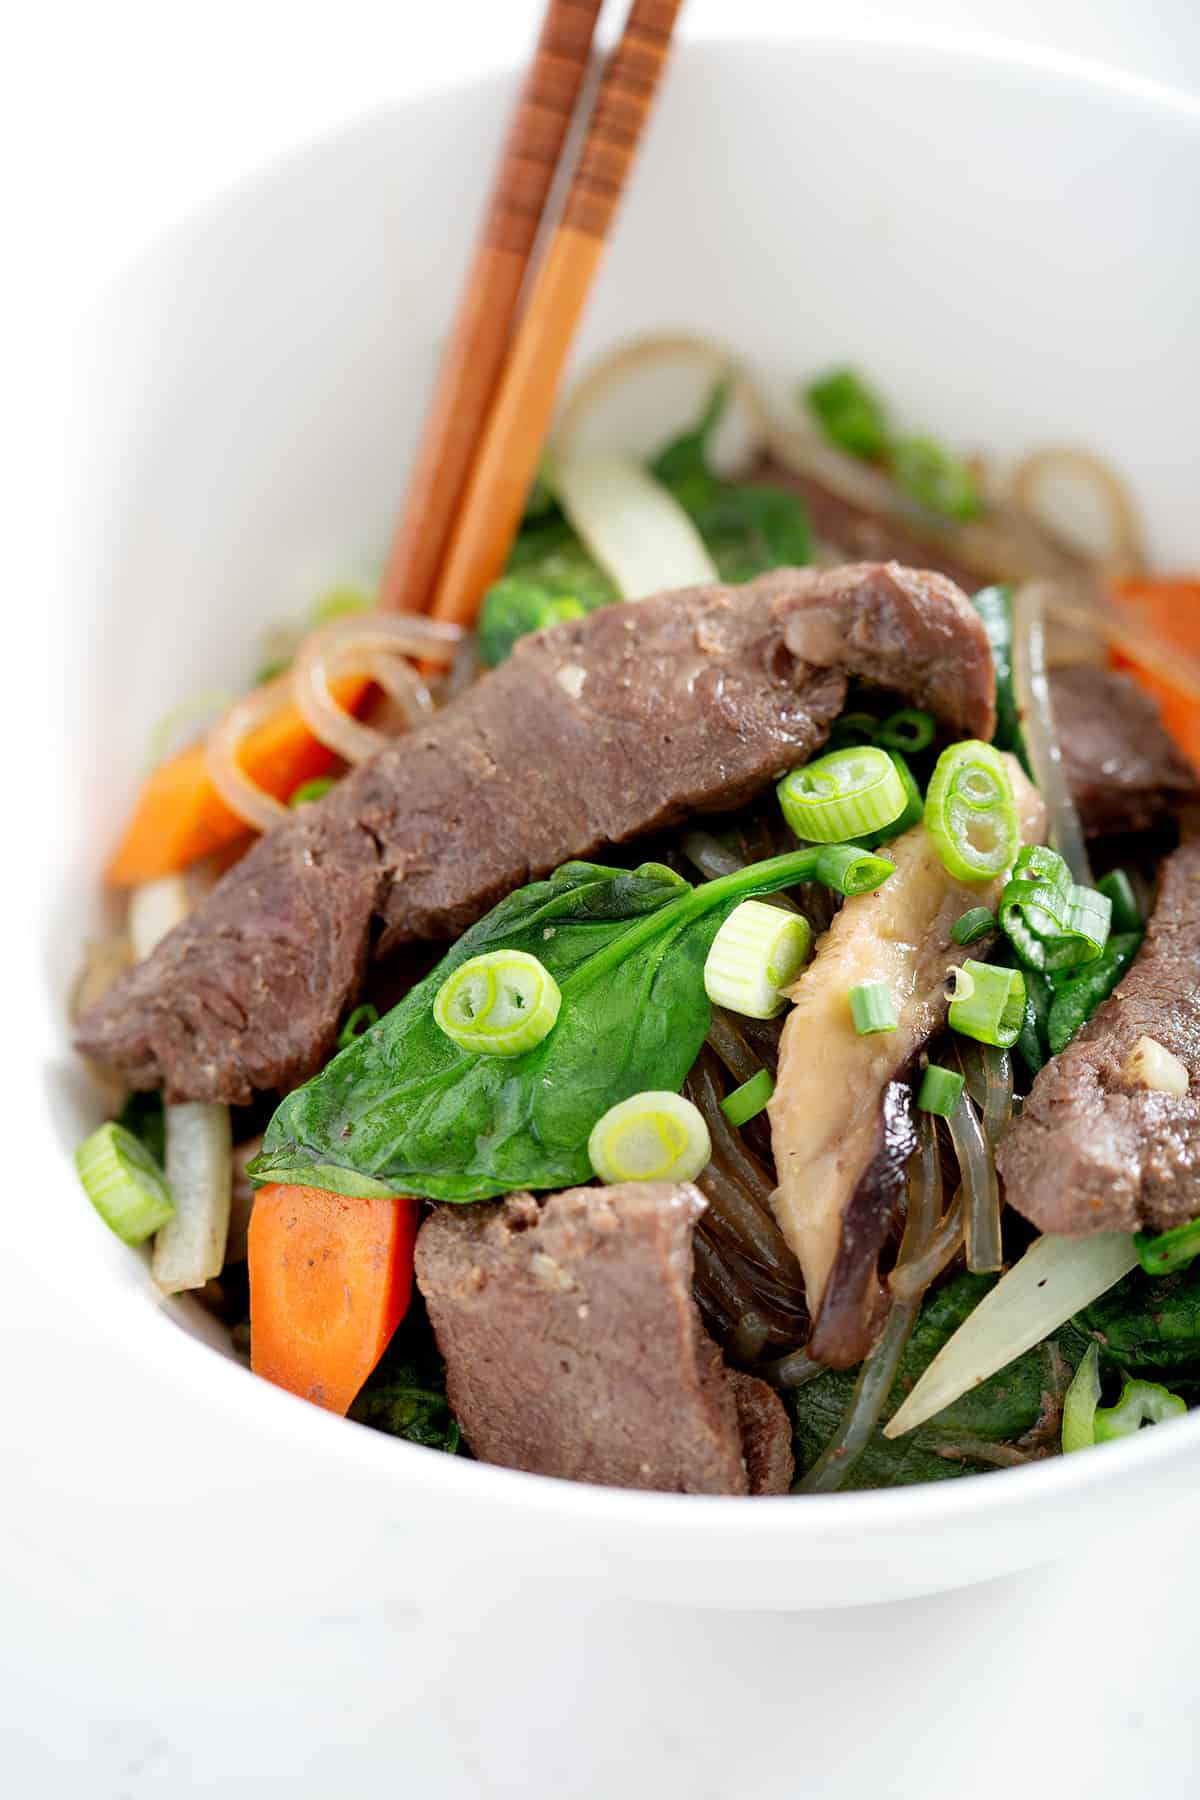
[1110,577,1200,770]
[105,676,370,886]
[248,1183,418,1416]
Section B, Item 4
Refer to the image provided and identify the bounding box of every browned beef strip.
[77,563,993,1104]
[415,1182,794,1494]
[996,839,1200,1234]
[1050,664,1198,838]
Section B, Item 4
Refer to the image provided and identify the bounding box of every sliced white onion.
[554,452,718,599]
[129,874,190,960]
[204,674,294,834]
[1011,582,1093,885]
[152,1102,233,1295]
[884,1231,1139,1438]
[290,611,461,765]
[1010,448,1144,570]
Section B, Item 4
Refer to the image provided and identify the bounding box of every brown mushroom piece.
[767,758,1046,1367]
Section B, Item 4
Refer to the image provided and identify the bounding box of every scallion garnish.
[1061,1341,1102,1453]
[848,981,897,1035]
[588,1091,711,1185]
[75,1121,176,1246]
[777,745,907,843]
[948,959,1026,1049]
[916,1064,964,1118]
[433,950,562,1057]
[951,906,994,946]
[875,708,936,754]
[703,900,812,1020]
[337,1003,379,1051]
[1093,1378,1187,1442]
[719,1068,774,1128]
[923,740,1019,883]
[813,843,897,896]
[999,843,1112,974]
[1135,1215,1200,1276]
[290,776,337,807]
[1096,868,1142,936]
[855,751,924,850]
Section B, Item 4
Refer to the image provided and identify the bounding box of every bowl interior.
[19,34,1200,1609]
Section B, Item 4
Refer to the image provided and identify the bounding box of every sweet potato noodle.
[204,612,462,831]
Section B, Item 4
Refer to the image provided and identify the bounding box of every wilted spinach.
[349,1300,460,1453]
[117,1089,166,1166]
[1075,1262,1200,1390]
[251,848,888,1203]
[790,1274,1086,1489]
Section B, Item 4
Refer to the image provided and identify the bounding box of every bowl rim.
[32,22,1200,1541]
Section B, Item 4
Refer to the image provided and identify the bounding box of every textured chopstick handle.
[562,0,682,241]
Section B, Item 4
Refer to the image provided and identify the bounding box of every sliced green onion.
[703,901,812,1020]
[917,1065,964,1118]
[1096,869,1142,936]
[855,751,924,850]
[290,776,337,808]
[433,951,562,1057]
[804,368,890,461]
[951,906,995,946]
[337,1003,379,1051]
[924,740,1018,882]
[1135,1216,1200,1276]
[891,435,980,521]
[1062,1341,1102,1453]
[76,1121,176,1246]
[848,981,897,1035]
[1093,1378,1187,1442]
[828,710,880,748]
[813,843,896,896]
[875,708,936,754]
[778,746,907,843]
[719,1068,774,1128]
[948,959,1026,1049]
[1000,843,1112,974]
[588,1091,711,1184]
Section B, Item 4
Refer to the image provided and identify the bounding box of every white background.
[4,3,1200,1795]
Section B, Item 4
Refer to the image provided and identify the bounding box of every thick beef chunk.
[78,562,993,1103]
[1051,664,1197,838]
[997,840,1200,1234]
[414,1183,793,1495]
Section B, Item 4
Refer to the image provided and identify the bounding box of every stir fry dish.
[72,353,1200,1493]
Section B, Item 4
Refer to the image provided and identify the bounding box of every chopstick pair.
[379,0,684,627]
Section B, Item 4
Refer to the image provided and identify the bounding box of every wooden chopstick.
[427,0,684,630]
[378,0,605,616]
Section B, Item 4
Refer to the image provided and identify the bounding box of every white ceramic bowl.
[16,32,1200,1612]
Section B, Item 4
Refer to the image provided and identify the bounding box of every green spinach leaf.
[116,1089,166,1166]
[791,1274,1085,1489]
[251,849,881,1203]
[1075,1263,1200,1388]
[349,1300,460,1453]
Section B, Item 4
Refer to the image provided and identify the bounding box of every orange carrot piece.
[248,1183,418,1416]
[105,676,370,887]
[1110,576,1200,770]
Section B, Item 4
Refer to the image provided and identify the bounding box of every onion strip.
[152,1101,233,1295]
[553,451,717,598]
[1010,449,1145,570]
[885,1231,1139,1437]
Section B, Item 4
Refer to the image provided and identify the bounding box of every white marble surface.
[5,3,1200,1794]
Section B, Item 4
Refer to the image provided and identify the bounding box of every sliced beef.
[996,839,1200,1234]
[768,760,1046,1364]
[1050,663,1198,838]
[414,1183,793,1495]
[78,563,994,1104]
